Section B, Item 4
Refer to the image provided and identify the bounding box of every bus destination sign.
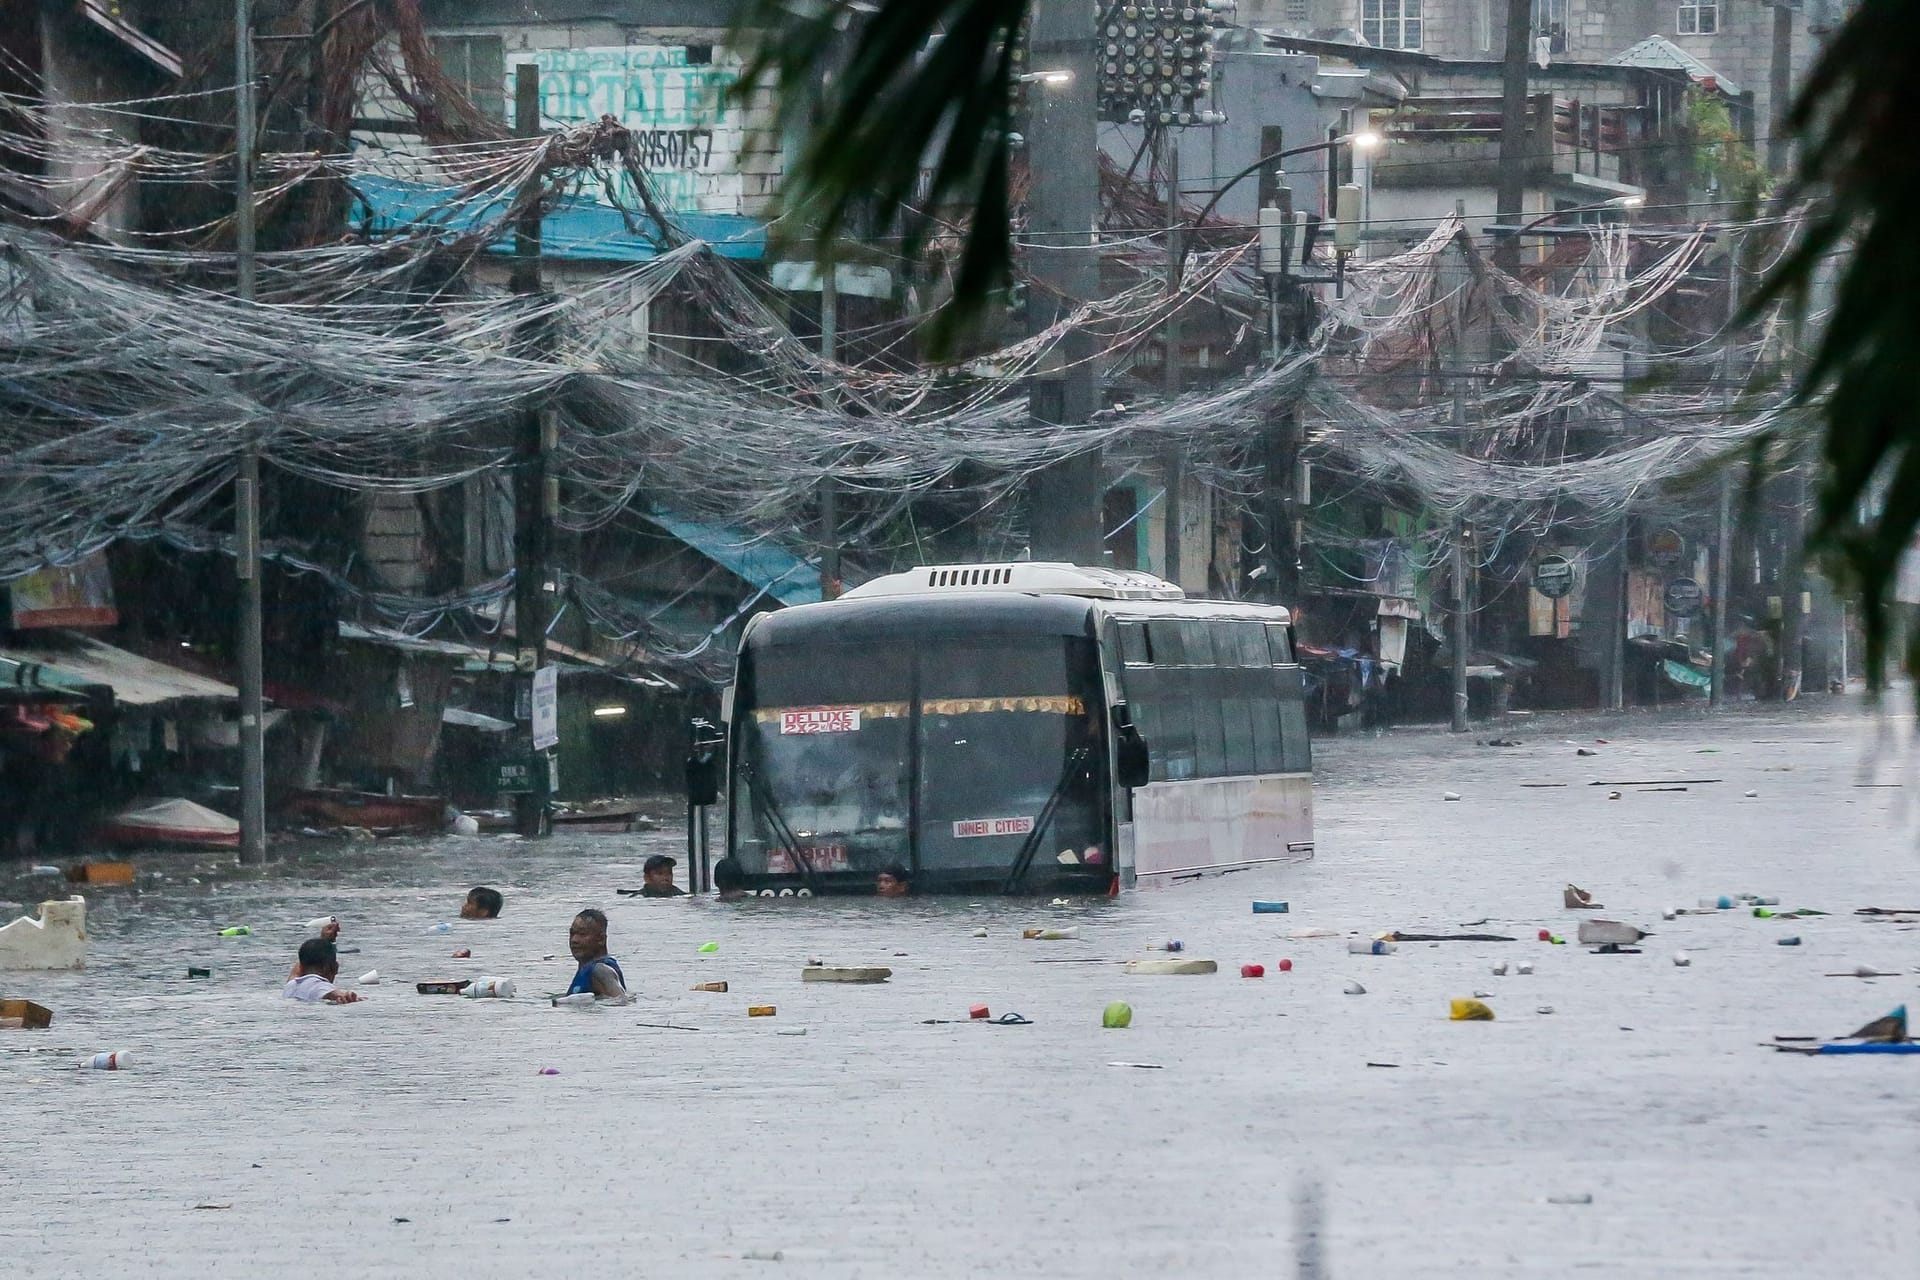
[953,816,1036,838]
[779,706,863,735]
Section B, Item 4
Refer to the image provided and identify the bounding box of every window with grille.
[1361,0,1422,51]
[1286,0,1311,21]
[1677,2,1719,35]
[430,35,506,121]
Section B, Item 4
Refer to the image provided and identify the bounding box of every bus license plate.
[768,845,850,873]
[952,816,1035,838]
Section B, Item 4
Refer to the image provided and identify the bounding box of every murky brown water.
[3,700,1916,1277]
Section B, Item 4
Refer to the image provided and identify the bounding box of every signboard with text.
[953,816,1036,839]
[779,707,862,735]
[531,665,559,751]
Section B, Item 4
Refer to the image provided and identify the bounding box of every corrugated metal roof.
[0,634,237,706]
[644,510,823,607]
[1609,35,1741,95]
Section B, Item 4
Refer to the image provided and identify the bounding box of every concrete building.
[0,0,182,242]
[1244,0,1849,168]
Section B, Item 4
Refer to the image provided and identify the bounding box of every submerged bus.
[717,563,1313,895]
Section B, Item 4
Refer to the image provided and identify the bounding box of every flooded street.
[4,699,1918,1277]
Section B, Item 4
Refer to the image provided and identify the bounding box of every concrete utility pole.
[1492,0,1533,272]
[818,265,839,598]
[1449,203,1470,733]
[234,0,268,864]
[1710,233,1741,708]
[1160,131,1183,586]
[1767,3,1794,177]
[1266,183,1301,608]
[511,64,552,839]
[1023,0,1102,564]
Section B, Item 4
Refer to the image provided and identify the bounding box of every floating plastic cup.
[84,1050,132,1070]
[1347,940,1395,955]
[463,977,515,999]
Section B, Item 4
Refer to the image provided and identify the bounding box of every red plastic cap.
[1240,963,1265,978]
[1277,958,1293,971]
[1537,929,1552,941]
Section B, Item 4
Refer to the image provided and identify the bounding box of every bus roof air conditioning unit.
[843,563,1185,602]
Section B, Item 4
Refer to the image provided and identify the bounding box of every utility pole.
[1710,233,1741,708]
[1024,0,1102,564]
[818,265,840,598]
[1449,204,1470,733]
[1160,130,1183,587]
[1492,0,1533,272]
[233,0,268,864]
[1767,3,1794,176]
[1258,182,1300,607]
[511,64,551,839]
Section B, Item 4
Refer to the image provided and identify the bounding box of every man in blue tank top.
[566,909,627,997]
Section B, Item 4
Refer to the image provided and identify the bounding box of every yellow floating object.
[1450,998,1496,1021]
[747,1005,776,1017]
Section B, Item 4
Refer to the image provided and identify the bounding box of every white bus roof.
[839,562,1289,622]
[842,562,1184,601]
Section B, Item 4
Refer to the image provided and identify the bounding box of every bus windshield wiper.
[741,763,821,894]
[1001,745,1091,896]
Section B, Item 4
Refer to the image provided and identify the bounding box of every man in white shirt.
[284,938,362,1004]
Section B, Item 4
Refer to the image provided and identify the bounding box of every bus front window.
[916,639,1106,879]
[734,647,914,876]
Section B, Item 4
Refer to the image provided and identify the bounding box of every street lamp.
[1177,131,1383,278]
[1517,194,1642,234]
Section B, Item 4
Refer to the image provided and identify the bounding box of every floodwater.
[3,699,1918,1277]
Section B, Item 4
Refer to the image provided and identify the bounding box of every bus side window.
[1118,620,1151,666]
[1188,675,1227,778]
[1264,623,1295,665]
[1279,690,1312,772]
[1179,619,1216,667]
[1219,620,1267,667]
[1220,693,1258,776]
[1250,684,1285,773]
[1150,620,1185,665]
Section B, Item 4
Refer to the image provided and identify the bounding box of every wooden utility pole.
[511,64,552,839]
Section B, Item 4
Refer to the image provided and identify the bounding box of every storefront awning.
[0,634,238,706]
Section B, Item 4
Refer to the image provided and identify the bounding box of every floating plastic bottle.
[427,922,452,934]
[217,926,251,937]
[1023,927,1079,940]
[463,977,515,999]
[84,1050,132,1070]
[1347,939,1395,955]
[698,941,719,953]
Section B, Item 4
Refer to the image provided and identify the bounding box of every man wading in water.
[566,909,627,998]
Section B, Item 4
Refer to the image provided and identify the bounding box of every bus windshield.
[732,635,1107,885]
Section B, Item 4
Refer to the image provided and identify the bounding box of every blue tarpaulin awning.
[349,174,766,263]
[646,511,822,608]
